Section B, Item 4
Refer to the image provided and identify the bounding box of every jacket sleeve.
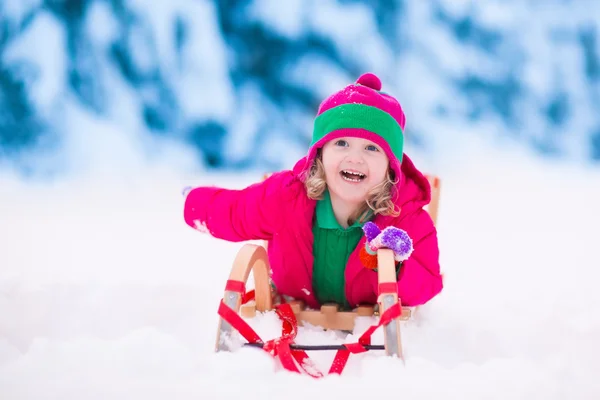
[390,209,443,306]
[183,171,290,242]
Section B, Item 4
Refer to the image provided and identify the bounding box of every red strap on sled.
[224,280,255,304]
[328,303,401,374]
[218,300,263,344]
[219,280,322,378]
[378,282,398,295]
[218,279,402,378]
[224,280,245,293]
[329,282,401,375]
[264,304,323,379]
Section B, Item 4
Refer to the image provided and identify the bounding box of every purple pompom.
[362,221,381,242]
[380,227,413,261]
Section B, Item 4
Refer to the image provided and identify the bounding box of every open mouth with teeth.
[340,170,367,182]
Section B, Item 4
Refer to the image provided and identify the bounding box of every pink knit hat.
[306,73,406,178]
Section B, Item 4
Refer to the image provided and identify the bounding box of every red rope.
[217,280,403,378]
[242,290,255,304]
[264,304,323,379]
[224,280,256,304]
[217,301,263,344]
[329,303,402,375]
[378,282,398,294]
[224,280,245,294]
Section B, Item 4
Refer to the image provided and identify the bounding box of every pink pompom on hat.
[306,73,407,178]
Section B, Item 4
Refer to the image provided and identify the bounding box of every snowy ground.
[1,147,600,399]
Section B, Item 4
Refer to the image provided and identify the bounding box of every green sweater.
[312,190,367,310]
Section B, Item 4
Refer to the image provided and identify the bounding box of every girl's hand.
[362,221,413,262]
[182,186,193,197]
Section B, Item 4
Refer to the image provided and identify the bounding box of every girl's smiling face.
[321,136,390,206]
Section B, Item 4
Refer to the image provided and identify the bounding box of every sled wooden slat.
[240,304,256,318]
[287,300,410,331]
[425,174,441,225]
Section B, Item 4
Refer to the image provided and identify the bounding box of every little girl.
[183,73,443,310]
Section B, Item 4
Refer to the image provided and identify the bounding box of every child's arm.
[394,210,443,306]
[183,171,290,242]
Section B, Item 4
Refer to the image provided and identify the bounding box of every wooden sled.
[215,174,441,363]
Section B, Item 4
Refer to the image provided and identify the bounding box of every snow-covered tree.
[0,0,598,175]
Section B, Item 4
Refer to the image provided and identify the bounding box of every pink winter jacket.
[184,154,443,309]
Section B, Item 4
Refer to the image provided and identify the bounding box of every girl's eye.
[335,140,348,147]
[366,144,379,152]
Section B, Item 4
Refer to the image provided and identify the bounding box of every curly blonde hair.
[303,151,400,226]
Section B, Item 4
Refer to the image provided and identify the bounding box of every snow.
[3,10,67,111]
[0,0,43,28]
[249,0,306,39]
[309,0,393,71]
[126,0,234,121]
[399,1,600,162]
[1,1,600,396]
[1,139,600,399]
[86,2,120,48]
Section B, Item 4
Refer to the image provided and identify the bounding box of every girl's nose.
[345,150,364,164]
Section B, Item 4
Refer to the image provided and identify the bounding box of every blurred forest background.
[1,0,599,177]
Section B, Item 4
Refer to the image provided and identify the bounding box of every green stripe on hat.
[312,103,404,161]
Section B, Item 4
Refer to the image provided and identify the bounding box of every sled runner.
[214,174,441,377]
